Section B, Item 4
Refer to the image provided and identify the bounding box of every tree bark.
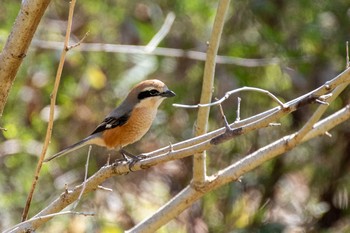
[0,0,51,116]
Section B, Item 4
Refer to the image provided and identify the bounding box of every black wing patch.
[90,114,130,135]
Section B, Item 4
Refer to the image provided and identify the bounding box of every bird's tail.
[44,135,96,162]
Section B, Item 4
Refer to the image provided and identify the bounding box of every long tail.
[44,135,97,162]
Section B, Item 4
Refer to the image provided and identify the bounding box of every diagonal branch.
[0,0,51,116]
[126,106,350,233]
[9,66,350,232]
[145,67,350,158]
[10,103,350,232]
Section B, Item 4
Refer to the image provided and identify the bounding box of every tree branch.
[8,66,350,232]
[0,0,51,116]
[126,106,350,233]
[193,0,231,184]
[21,0,78,222]
[144,12,176,53]
[30,40,285,66]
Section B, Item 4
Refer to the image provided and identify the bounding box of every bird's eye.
[149,90,159,96]
[138,89,160,100]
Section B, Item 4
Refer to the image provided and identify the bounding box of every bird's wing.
[90,112,131,135]
[44,115,130,162]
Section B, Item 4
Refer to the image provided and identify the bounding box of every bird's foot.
[120,149,142,171]
[114,158,127,164]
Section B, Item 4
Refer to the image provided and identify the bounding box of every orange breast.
[102,107,157,149]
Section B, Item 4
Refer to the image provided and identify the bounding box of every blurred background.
[1,0,350,232]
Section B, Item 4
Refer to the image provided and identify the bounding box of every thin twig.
[30,39,286,67]
[67,31,90,50]
[21,0,78,222]
[97,185,113,192]
[72,145,92,210]
[346,41,349,69]
[235,97,241,122]
[144,12,175,53]
[218,102,231,130]
[4,211,94,233]
[173,86,286,109]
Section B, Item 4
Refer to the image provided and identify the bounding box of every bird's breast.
[102,107,157,149]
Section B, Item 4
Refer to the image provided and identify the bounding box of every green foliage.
[1,0,350,232]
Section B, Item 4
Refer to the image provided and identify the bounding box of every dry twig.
[145,12,176,53]
[21,0,81,222]
[173,86,287,109]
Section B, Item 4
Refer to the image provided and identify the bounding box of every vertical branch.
[193,0,231,184]
[21,0,77,221]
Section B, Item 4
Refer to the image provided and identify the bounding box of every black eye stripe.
[138,89,160,100]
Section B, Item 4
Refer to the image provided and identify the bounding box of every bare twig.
[72,145,92,210]
[30,39,285,67]
[235,97,241,122]
[21,0,78,222]
[145,12,176,53]
[218,102,231,130]
[4,211,94,233]
[173,86,286,109]
[346,41,349,68]
[67,31,89,50]
[97,185,113,192]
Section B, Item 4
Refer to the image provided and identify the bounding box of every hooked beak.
[160,89,176,98]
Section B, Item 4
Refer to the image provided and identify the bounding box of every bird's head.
[128,79,176,109]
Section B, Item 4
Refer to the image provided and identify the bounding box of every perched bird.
[44,79,175,162]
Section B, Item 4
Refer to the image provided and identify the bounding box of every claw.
[119,148,142,171]
[128,157,141,171]
[120,148,138,160]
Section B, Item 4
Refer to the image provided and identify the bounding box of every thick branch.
[0,0,51,116]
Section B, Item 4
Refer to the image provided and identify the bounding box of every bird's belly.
[102,107,156,149]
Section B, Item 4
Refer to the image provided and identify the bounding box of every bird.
[44,79,175,162]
